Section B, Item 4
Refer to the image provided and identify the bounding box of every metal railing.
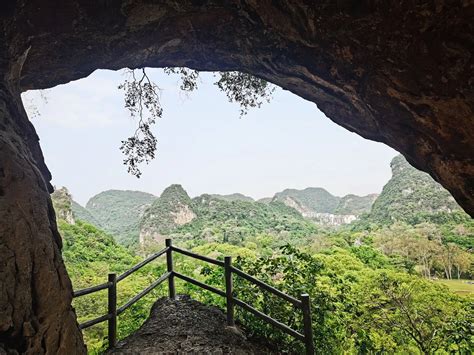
[73,239,314,354]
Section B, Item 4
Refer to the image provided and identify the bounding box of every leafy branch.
[119,68,276,177]
[118,68,162,178]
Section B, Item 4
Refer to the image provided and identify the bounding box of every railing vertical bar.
[165,239,176,299]
[224,256,234,326]
[107,273,117,349]
[301,293,314,355]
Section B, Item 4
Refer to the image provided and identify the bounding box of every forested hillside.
[85,190,157,246]
[210,193,254,202]
[273,187,341,213]
[139,184,196,244]
[367,155,464,224]
[137,187,321,252]
[57,154,472,254]
[72,200,102,227]
[334,193,378,215]
[174,194,319,247]
[272,187,376,222]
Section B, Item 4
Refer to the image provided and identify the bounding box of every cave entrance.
[1,2,473,354]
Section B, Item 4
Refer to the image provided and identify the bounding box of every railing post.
[108,273,117,349]
[301,293,314,355]
[224,256,234,326]
[165,239,175,299]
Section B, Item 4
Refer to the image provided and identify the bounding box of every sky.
[22,69,397,206]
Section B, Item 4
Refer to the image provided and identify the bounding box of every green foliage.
[51,187,72,213]
[55,168,473,354]
[368,155,463,224]
[334,193,378,215]
[85,190,156,246]
[51,187,74,221]
[214,71,275,117]
[118,68,275,176]
[349,245,392,269]
[72,200,103,227]
[272,188,376,217]
[60,213,472,354]
[60,220,166,353]
[354,271,473,353]
[118,68,161,177]
[169,196,321,250]
[200,246,472,354]
[210,193,254,202]
[274,187,341,214]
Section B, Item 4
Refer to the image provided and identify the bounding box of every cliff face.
[1,1,473,353]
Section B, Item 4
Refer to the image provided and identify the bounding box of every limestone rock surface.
[108,295,276,354]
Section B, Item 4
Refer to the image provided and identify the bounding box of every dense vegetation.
[210,193,255,202]
[172,196,321,249]
[60,220,166,353]
[72,200,103,227]
[333,193,378,215]
[85,190,156,246]
[199,245,472,354]
[60,218,473,354]
[367,155,463,224]
[273,188,376,216]
[55,155,473,354]
[273,187,341,213]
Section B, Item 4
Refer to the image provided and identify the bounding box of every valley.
[52,155,473,354]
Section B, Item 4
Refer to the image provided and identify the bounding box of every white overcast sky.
[22,69,397,206]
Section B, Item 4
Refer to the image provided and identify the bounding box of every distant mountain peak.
[85,189,157,245]
[51,186,75,224]
[209,193,254,202]
[367,154,462,223]
[139,184,196,245]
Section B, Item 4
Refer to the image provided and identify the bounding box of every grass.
[436,279,474,297]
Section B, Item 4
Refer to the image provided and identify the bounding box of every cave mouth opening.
[1,2,473,353]
[22,66,398,210]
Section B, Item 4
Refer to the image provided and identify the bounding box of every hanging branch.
[119,68,276,177]
[163,67,200,91]
[118,68,162,178]
[215,71,275,117]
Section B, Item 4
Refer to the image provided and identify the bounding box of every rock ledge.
[109,295,276,354]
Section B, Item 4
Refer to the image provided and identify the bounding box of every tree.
[453,250,472,279]
[436,243,461,279]
[357,271,471,354]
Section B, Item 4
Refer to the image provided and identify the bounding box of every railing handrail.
[73,239,314,354]
[230,265,302,308]
[171,245,225,267]
[117,246,169,282]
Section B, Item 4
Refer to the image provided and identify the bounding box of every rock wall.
[0,44,85,354]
